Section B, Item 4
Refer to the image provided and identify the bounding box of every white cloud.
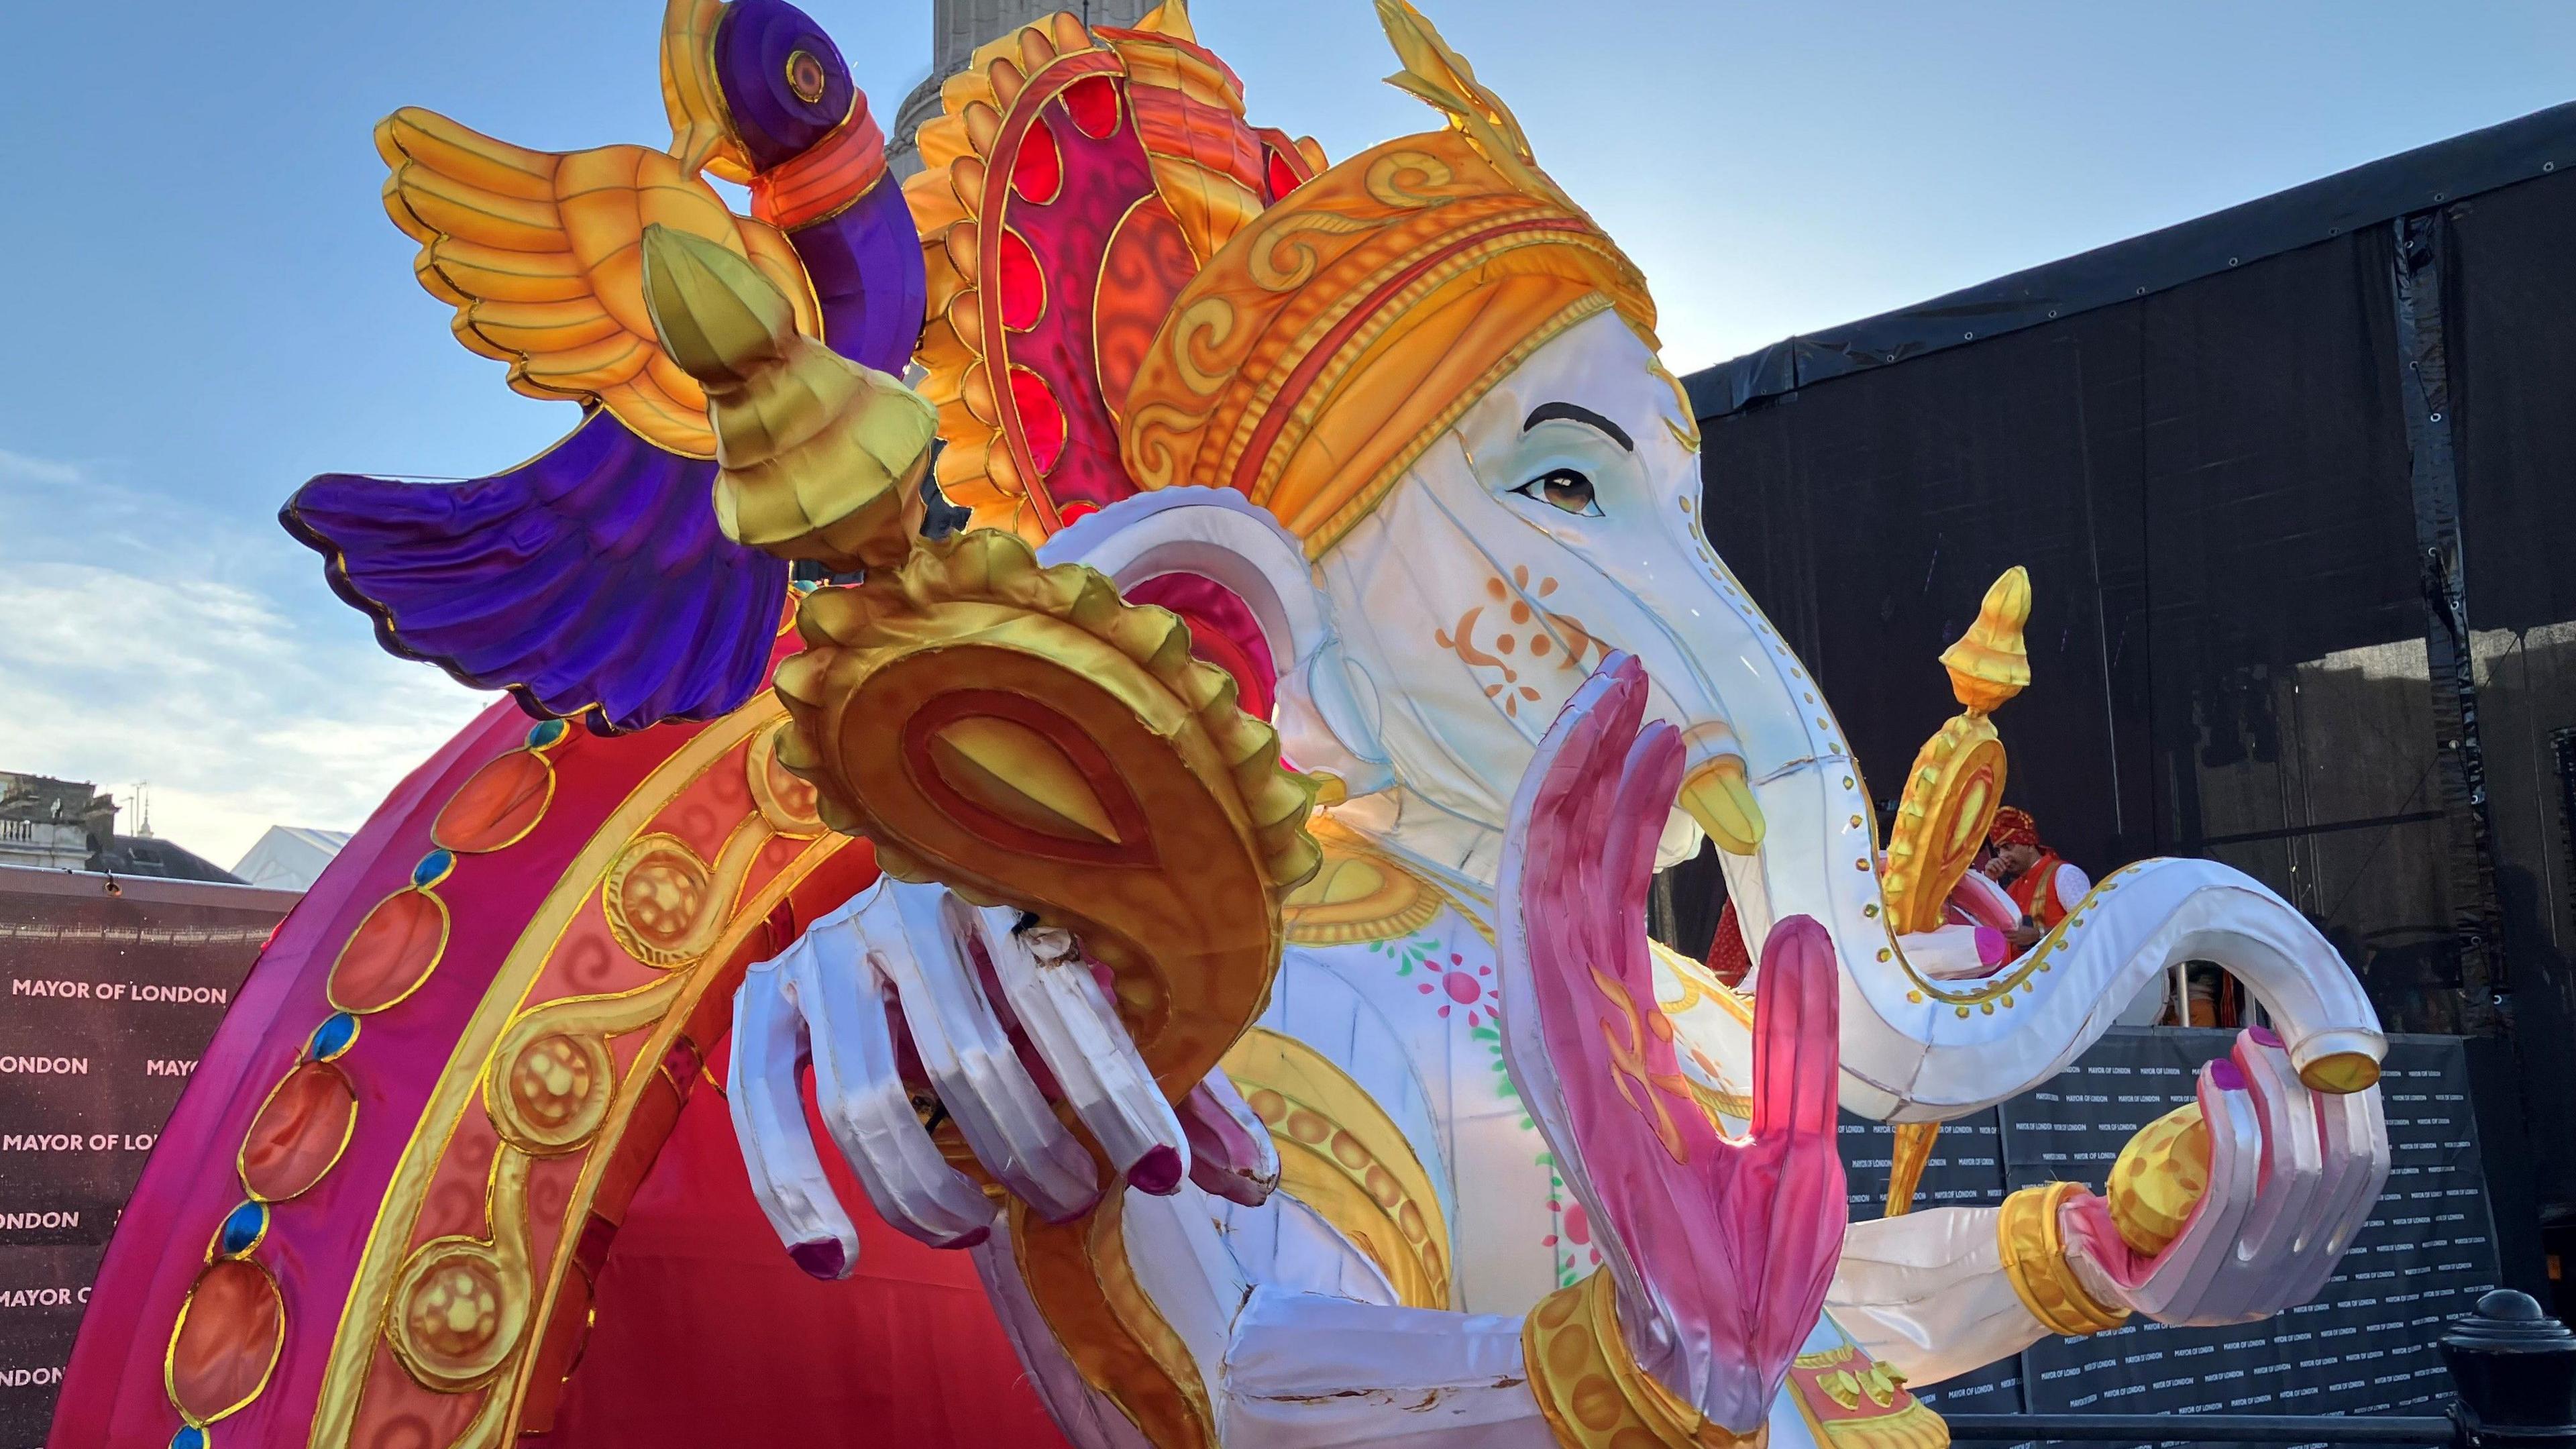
[0,450,496,869]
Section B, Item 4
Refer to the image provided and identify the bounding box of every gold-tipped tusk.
[1678,755,1765,855]
[639,225,938,572]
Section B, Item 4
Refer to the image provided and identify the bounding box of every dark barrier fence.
[1945,1287,2576,1447]
[0,866,292,1446]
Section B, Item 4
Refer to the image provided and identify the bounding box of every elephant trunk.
[1715,747,2384,1123]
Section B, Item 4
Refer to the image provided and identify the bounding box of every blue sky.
[2,0,2571,865]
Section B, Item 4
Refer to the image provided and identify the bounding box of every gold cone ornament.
[640,225,936,572]
[1880,567,2033,936]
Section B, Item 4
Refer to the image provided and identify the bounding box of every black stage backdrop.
[1857,1028,2500,1448]
[0,867,292,1447]
[1685,144,2576,1265]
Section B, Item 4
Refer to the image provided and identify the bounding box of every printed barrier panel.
[0,868,294,1446]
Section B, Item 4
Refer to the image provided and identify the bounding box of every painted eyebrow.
[1523,401,1633,451]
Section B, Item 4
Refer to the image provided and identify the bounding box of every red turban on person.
[1988,806,2042,850]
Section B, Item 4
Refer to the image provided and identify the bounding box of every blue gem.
[171,1425,207,1449]
[411,849,455,888]
[525,718,570,750]
[216,1199,268,1258]
[309,1012,359,1062]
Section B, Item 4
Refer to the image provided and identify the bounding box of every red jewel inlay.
[1063,74,1121,140]
[1010,366,1068,473]
[1014,113,1065,205]
[1266,146,1301,201]
[998,227,1045,331]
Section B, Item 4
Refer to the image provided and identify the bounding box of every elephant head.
[1030,13,2385,1124]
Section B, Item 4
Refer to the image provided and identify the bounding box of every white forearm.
[975,1189,1557,1448]
[1226,1289,1558,1448]
[1829,1206,2054,1386]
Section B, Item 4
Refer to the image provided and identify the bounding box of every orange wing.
[376,106,823,458]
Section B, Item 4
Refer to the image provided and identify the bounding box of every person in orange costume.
[1986,806,2093,952]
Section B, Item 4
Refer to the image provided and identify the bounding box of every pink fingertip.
[2208,1059,2248,1091]
[788,1239,847,1279]
[1129,1144,1185,1195]
[1974,926,2006,966]
[1762,913,1834,964]
[2249,1025,2284,1049]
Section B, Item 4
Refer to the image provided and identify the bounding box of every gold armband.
[1996,1181,2131,1336]
[1523,1269,1764,1449]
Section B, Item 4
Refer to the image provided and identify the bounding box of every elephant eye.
[1514,468,1602,518]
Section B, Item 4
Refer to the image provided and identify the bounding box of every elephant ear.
[1040,487,1393,797]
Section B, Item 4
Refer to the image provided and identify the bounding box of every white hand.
[2063,1028,2392,1324]
[728,877,1193,1277]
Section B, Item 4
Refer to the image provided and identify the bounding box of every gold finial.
[1937,566,2032,716]
[1136,0,1197,40]
[640,225,936,571]
[1880,567,2033,934]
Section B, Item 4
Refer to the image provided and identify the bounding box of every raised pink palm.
[1497,653,1847,1432]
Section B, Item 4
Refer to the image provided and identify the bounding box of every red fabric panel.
[1707,900,1752,988]
[535,1042,1073,1448]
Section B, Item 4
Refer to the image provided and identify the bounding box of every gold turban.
[1118,3,1659,557]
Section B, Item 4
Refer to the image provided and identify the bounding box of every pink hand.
[1499,653,1847,1432]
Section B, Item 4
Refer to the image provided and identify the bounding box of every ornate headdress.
[1988,806,2042,850]
[1122,3,1658,555]
[903,1,1324,543]
[905,0,1658,557]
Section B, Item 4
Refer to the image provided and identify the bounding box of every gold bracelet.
[1523,1269,1766,1449]
[1996,1181,2131,1336]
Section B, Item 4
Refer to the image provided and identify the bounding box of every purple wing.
[290,97,926,734]
[282,410,785,733]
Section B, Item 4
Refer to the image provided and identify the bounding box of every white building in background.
[231,826,352,892]
[0,816,91,870]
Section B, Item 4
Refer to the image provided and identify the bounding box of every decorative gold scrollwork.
[386,1150,535,1395]
[601,819,775,969]
[748,722,826,838]
[484,977,684,1156]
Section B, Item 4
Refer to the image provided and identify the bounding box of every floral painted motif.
[1415,949,1497,1026]
[1539,1152,1605,1287]
[1432,565,1613,716]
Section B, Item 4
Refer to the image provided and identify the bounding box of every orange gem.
[166,1258,283,1424]
[239,1061,356,1201]
[432,749,554,853]
[328,889,446,1014]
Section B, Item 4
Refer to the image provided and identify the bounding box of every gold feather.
[1370,0,1576,213]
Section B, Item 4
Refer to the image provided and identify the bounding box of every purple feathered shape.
[288,93,927,732]
[284,411,787,733]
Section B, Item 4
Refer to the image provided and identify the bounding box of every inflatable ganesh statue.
[54,3,2392,1448]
